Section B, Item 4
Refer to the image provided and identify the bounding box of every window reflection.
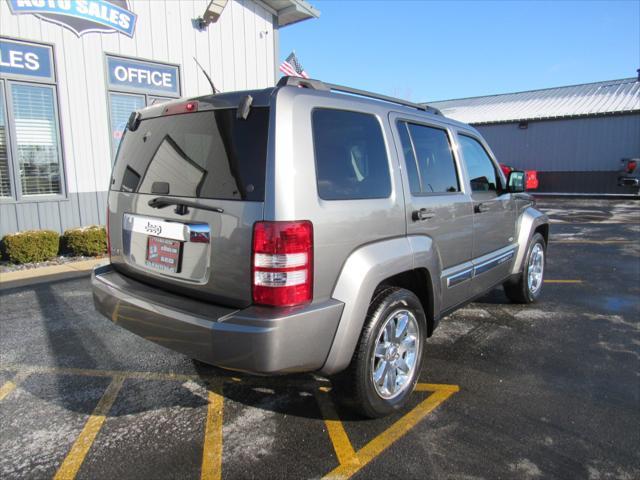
[139,136,205,197]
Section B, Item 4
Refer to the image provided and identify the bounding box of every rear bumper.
[92,264,343,374]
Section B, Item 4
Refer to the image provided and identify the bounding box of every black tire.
[332,287,427,418]
[504,233,546,304]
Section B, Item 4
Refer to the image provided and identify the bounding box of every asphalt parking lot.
[1,198,638,480]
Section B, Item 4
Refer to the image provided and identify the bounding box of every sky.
[280,0,640,102]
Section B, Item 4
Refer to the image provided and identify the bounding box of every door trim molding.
[473,249,515,276]
[443,245,516,288]
[446,267,473,288]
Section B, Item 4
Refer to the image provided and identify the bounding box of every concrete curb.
[0,258,108,291]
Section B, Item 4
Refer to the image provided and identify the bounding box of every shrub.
[2,230,60,264]
[62,226,107,257]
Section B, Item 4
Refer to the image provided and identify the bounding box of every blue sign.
[0,39,54,81]
[7,0,137,38]
[107,56,180,96]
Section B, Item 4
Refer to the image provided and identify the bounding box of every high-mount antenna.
[193,57,219,94]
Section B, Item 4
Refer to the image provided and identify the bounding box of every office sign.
[0,38,55,82]
[107,55,180,97]
[7,0,137,38]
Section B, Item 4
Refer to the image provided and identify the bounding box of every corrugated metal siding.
[476,114,640,172]
[430,78,640,124]
[0,192,107,235]
[0,0,276,236]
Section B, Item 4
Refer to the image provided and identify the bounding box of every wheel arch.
[534,223,549,245]
[511,207,550,275]
[377,268,435,336]
[320,235,441,375]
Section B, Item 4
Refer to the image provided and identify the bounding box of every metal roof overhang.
[426,78,640,125]
[259,0,320,27]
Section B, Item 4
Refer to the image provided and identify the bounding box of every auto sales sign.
[7,0,137,38]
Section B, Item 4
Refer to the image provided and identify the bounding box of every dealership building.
[0,0,318,236]
[429,76,640,195]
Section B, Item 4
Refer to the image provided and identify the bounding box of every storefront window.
[106,55,181,163]
[108,93,174,161]
[0,38,63,201]
[0,82,11,198]
[11,83,62,196]
[109,92,145,159]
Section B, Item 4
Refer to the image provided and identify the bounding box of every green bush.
[2,230,60,264]
[62,226,107,257]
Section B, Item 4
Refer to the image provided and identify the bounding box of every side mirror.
[507,170,526,193]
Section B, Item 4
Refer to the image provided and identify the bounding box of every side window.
[396,122,421,194]
[458,135,500,194]
[312,109,391,200]
[397,121,459,194]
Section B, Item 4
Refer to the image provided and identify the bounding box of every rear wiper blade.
[148,197,224,215]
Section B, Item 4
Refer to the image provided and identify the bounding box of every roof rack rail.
[277,76,443,116]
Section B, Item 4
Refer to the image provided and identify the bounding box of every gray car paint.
[511,205,549,274]
[108,191,263,308]
[451,128,518,298]
[388,112,474,312]
[94,82,549,376]
[92,264,343,374]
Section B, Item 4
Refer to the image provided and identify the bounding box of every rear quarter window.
[312,108,391,200]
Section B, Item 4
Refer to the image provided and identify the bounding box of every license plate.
[146,236,181,273]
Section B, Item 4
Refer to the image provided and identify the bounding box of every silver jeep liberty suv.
[92,76,549,417]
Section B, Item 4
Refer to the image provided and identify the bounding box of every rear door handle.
[412,208,435,221]
[474,202,490,214]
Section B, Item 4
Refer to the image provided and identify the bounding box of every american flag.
[279,52,309,78]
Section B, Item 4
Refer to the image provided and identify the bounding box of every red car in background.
[500,164,539,190]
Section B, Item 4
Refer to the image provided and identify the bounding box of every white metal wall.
[0,0,276,235]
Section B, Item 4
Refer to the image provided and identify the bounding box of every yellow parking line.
[201,382,224,480]
[53,375,125,480]
[1,362,460,479]
[414,383,460,393]
[0,371,30,401]
[315,387,359,467]
[322,384,459,479]
[544,279,583,284]
[342,388,457,476]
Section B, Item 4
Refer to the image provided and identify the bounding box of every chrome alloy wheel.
[371,309,419,400]
[527,243,545,294]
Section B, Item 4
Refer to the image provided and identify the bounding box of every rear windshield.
[110,108,269,201]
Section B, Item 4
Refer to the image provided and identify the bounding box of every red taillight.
[627,160,637,174]
[163,101,198,116]
[500,164,512,177]
[525,170,539,190]
[106,207,111,260]
[252,221,313,307]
